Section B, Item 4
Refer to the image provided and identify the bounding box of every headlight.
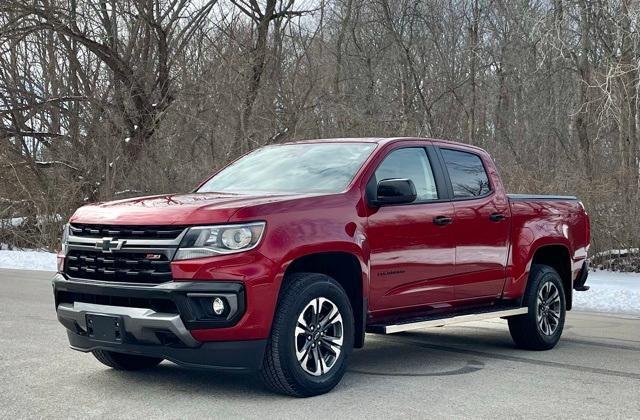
[61,223,70,255]
[174,222,266,260]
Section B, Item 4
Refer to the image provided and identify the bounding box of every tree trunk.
[575,0,592,180]
[467,0,480,144]
[235,0,277,154]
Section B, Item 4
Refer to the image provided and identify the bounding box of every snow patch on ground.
[0,250,638,314]
[573,270,640,315]
[0,249,57,271]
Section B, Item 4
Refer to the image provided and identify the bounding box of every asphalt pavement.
[1,268,639,419]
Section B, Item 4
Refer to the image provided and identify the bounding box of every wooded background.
[1,0,639,268]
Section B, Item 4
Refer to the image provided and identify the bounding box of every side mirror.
[374,178,417,205]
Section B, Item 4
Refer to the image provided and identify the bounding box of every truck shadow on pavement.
[85,323,640,398]
[90,331,502,396]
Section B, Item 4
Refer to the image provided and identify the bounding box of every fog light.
[212,297,225,315]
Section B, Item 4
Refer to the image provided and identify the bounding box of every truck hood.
[69,192,305,225]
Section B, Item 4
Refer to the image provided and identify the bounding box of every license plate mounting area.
[86,313,124,344]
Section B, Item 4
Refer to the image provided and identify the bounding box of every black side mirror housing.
[373,178,417,205]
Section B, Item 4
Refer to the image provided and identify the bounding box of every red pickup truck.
[53,137,590,396]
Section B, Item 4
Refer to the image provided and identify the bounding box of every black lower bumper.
[68,331,266,371]
[53,274,265,371]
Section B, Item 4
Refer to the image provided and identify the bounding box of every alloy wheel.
[294,297,344,376]
[536,281,561,336]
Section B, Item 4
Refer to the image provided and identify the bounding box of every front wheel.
[260,272,354,397]
[508,264,566,350]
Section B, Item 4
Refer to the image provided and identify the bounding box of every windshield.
[198,143,377,194]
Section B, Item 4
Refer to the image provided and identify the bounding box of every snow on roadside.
[573,270,640,315]
[0,249,57,271]
[0,249,638,315]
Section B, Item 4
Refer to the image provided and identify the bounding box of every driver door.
[367,146,456,315]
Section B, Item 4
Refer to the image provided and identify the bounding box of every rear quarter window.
[441,148,491,198]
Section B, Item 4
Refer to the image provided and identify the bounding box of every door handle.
[433,215,453,226]
[490,212,506,222]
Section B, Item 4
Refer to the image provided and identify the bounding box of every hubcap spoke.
[319,301,339,329]
[314,298,321,326]
[297,315,309,330]
[299,346,311,365]
[541,283,548,300]
[295,325,307,337]
[312,346,323,375]
[547,288,559,304]
[321,336,342,355]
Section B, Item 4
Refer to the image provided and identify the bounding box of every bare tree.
[1,0,639,263]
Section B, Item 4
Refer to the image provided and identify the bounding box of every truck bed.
[507,194,578,201]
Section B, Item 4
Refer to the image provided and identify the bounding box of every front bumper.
[53,274,266,371]
[67,331,266,371]
[57,301,200,347]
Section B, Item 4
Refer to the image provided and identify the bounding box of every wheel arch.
[281,251,367,348]
[527,244,573,309]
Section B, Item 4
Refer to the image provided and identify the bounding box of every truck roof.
[283,137,487,153]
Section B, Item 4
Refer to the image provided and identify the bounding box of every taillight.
[579,201,591,253]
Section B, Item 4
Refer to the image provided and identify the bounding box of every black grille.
[64,249,173,284]
[69,224,185,239]
[56,291,178,314]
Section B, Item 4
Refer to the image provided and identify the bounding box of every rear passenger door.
[438,147,510,302]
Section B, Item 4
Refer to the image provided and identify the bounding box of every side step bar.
[368,307,528,334]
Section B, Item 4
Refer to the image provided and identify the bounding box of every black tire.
[260,272,354,397]
[92,350,163,370]
[508,264,566,350]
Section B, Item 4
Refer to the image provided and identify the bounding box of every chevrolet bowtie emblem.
[96,237,125,253]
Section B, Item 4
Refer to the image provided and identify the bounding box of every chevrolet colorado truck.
[53,137,590,396]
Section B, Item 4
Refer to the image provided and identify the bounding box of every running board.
[367,307,528,334]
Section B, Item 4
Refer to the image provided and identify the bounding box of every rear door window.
[441,148,491,198]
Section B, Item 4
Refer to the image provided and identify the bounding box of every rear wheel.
[260,272,354,397]
[508,264,566,350]
[92,350,163,370]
